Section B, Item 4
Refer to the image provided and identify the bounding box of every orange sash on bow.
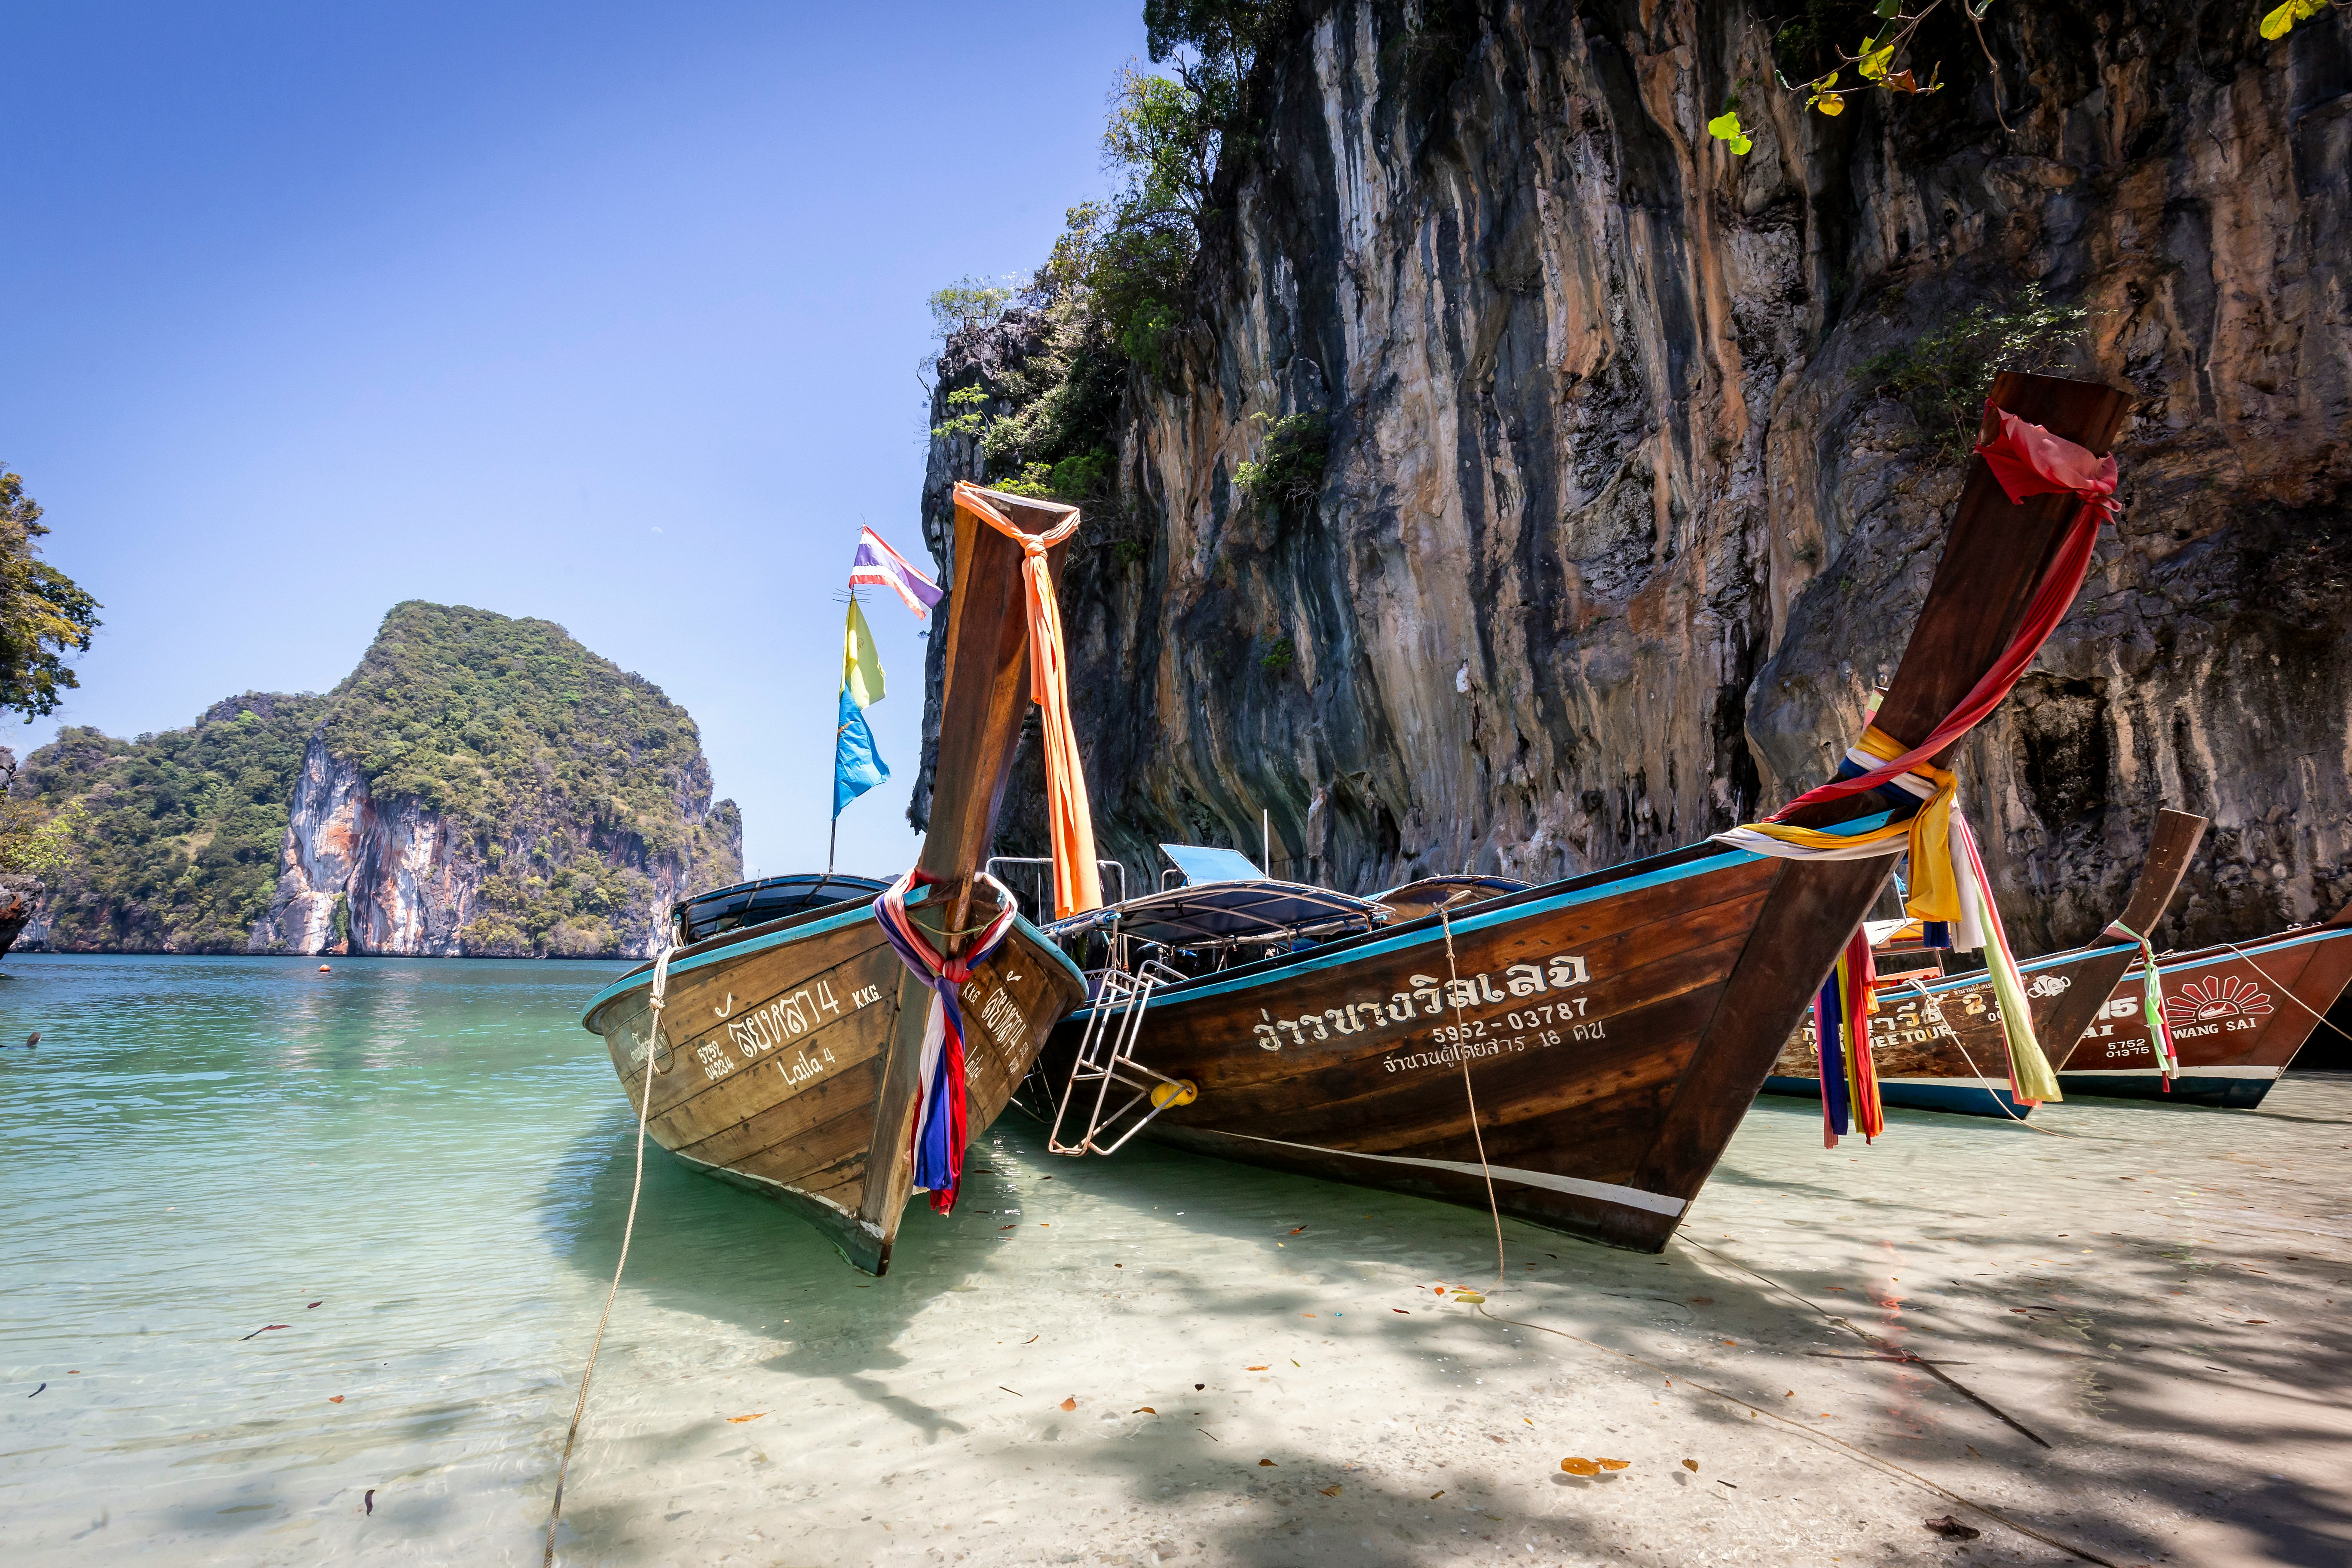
[952,481,1102,918]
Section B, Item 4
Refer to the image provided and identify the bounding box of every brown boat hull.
[2055,927,2352,1106]
[584,896,1087,1273]
[1044,844,1887,1253]
[1764,808,2211,1118]
[1765,925,2352,1112]
[1764,948,2111,1119]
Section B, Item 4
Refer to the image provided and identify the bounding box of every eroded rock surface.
[926,0,2351,952]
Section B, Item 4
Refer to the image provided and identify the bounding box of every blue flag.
[833,687,888,817]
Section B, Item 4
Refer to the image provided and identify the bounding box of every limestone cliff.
[24,605,740,957]
[923,0,2351,955]
[0,874,38,959]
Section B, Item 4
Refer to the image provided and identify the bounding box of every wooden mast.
[2023,807,2208,1063]
[1598,372,2132,1243]
[857,484,1079,1247]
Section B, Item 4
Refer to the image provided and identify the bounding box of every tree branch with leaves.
[0,469,101,722]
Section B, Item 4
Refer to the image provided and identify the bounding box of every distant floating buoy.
[318,965,332,973]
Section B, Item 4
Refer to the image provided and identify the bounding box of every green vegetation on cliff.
[323,602,722,867]
[327,603,740,955]
[19,695,328,951]
[925,4,1292,511]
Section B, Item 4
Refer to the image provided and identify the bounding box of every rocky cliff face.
[926,0,2352,953]
[245,736,484,955]
[26,605,741,957]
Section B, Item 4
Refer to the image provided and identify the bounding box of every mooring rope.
[1436,903,1507,1296]
[1680,1237,2051,1449]
[543,944,674,1567]
[1880,973,2079,1139]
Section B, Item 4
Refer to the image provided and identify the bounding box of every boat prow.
[580,482,1102,1273]
[583,885,1086,1273]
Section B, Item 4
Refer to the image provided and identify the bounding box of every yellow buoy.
[1148,1078,1199,1109]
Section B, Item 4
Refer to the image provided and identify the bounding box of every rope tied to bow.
[2103,918,2180,1086]
[545,943,675,1565]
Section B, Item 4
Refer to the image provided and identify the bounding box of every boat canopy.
[675,873,888,944]
[1160,842,1266,885]
[1069,879,1390,948]
[1374,873,1530,917]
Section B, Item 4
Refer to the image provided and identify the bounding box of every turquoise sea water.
[6,953,2349,1568]
[0,955,655,1559]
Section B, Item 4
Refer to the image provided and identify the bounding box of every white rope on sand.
[543,944,674,1567]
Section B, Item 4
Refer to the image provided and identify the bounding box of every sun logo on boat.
[2160,975,2273,1028]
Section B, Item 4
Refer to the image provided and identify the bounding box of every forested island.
[14,601,739,958]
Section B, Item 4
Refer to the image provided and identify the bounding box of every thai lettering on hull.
[676,972,884,1086]
[1232,955,1605,1073]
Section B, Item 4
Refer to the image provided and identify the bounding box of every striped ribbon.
[1814,928,1885,1146]
[1714,727,1961,925]
[874,869,1020,1214]
[2103,918,2179,1086]
[1953,812,2061,1105]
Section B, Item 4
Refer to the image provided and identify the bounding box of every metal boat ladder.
[1046,960,1198,1156]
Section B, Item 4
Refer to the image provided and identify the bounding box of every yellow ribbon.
[1740,724,1961,925]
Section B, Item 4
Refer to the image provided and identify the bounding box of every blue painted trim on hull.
[1761,1074,2034,1119]
[1072,810,1907,1022]
[578,891,1087,1029]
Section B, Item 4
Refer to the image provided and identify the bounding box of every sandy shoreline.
[537,1075,2352,1567]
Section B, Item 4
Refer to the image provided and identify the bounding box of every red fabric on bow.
[1975,406,2120,524]
[1768,401,2119,821]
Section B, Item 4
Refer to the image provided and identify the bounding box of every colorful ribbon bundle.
[1813,928,1885,1145]
[875,868,1021,1213]
[2103,918,2179,1087]
[1717,402,2119,1130]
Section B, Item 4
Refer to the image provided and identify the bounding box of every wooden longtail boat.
[578,485,1092,1274]
[1762,809,2209,1117]
[1040,374,2131,1252]
[2050,906,2352,1106]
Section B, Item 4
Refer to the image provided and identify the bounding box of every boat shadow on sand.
[963,1095,2352,1568]
[543,1108,980,1443]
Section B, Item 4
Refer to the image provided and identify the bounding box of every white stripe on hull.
[1199,1129,1687,1217]
[1879,1075,2018,1091]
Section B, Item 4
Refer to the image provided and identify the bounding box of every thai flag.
[849,526,943,619]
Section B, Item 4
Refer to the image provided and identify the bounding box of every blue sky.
[2,1,1146,880]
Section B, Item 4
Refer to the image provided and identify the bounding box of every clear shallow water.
[4,954,2349,1567]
